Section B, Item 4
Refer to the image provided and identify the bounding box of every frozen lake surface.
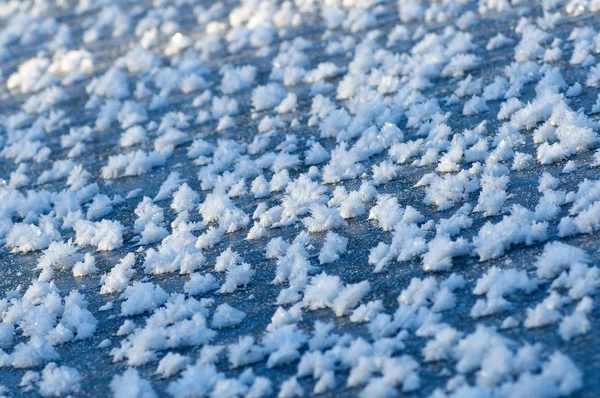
[0,0,599,397]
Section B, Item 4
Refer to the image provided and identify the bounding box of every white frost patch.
[473,206,548,261]
[110,368,156,398]
[6,219,61,253]
[120,281,169,316]
[100,253,136,295]
[74,219,124,251]
[38,362,81,397]
[319,232,348,265]
[212,304,246,329]
[471,267,539,318]
[535,242,589,279]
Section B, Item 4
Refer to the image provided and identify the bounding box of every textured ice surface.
[0,0,599,397]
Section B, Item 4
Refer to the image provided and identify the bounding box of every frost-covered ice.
[0,0,599,397]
